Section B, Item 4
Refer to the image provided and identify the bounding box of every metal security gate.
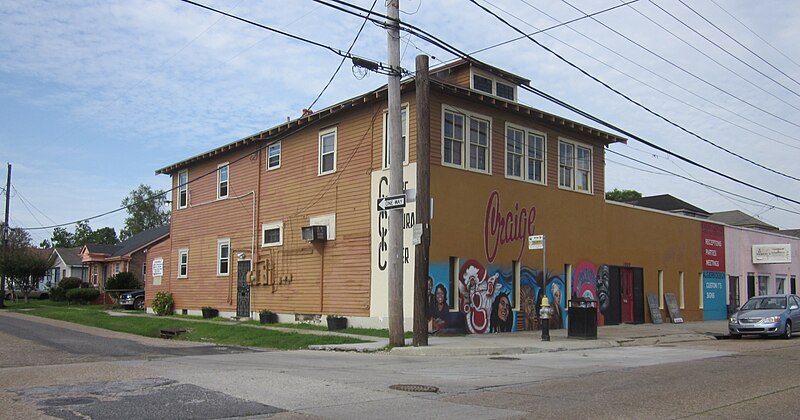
[237,260,251,318]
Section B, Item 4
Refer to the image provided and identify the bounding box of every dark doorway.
[607,266,645,325]
[728,276,740,312]
[237,260,251,318]
[747,274,756,299]
[621,268,635,324]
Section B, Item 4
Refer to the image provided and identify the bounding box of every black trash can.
[567,298,597,339]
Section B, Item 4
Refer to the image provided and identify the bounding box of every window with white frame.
[217,163,229,199]
[383,105,409,168]
[319,128,336,175]
[559,139,592,192]
[114,263,121,274]
[776,275,786,294]
[217,239,230,276]
[506,125,545,183]
[758,274,769,295]
[267,142,281,170]
[471,71,516,101]
[262,222,283,247]
[178,170,188,209]
[442,107,490,173]
[178,249,188,278]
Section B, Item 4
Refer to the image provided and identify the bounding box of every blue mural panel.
[703,271,727,320]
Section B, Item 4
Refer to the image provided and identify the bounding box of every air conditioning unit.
[301,225,327,241]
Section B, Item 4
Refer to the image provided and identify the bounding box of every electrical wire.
[557,0,800,130]
[498,0,800,149]
[307,0,378,111]
[469,0,800,182]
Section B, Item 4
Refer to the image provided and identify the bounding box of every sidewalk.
[309,320,729,356]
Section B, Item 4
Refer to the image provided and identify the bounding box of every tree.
[44,220,118,248]
[605,189,643,202]
[0,224,51,304]
[120,184,170,240]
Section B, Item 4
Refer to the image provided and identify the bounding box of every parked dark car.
[119,289,145,311]
[729,294,800,339]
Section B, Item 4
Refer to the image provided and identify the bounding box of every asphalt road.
[2,311,800,419]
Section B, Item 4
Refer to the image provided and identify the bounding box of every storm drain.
[390,384,439,393]
[489,356,520,361]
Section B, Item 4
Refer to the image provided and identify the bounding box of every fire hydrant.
[540,296,552,341]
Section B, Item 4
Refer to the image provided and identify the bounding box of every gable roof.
[780,229,800,238]
[81,224,170,258]
[155,62,626,175]
[708,210,778,232]
[625,194,710,218]
[53,247,83,266]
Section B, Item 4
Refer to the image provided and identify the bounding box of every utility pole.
[413,55,430,346]
[387,0,404,347]
[1,163,10,309]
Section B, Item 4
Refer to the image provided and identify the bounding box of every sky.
[2,0,799,246]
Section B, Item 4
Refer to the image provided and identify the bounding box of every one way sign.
[377,194,406,211]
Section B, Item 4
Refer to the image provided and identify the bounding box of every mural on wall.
[572,261,611,326]
[428,260,567,334]
[701,222,727,320]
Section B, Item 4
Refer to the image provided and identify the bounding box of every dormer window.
[472,71,516,101]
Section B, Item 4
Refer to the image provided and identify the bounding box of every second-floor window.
[506,125,545,184]
[178,249,188,278]
[443,108,490,173]
[472,72,516,101]
[217,239,230,276]
[178,170,188,209]
[319,128,337,175]
[217,163,229,199]
[267,142,281,170]
[559,139,592,193]
[383,105,409,168]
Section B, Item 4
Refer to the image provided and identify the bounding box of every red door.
[621,268,634,323]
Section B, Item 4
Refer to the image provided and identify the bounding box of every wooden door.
[621,268,635,323]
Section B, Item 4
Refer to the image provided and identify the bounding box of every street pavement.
[312,319,730,356]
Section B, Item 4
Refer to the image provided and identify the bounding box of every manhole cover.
[389,384,439,393]
[489,356,520,361]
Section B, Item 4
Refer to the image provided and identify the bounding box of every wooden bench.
[160,327,187,339]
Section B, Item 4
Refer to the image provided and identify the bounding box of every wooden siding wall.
[145,238,172,308]
[167,145,261,311]
[250,102,386,317]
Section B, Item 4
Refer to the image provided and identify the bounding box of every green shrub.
[66,288,100,304]
[49,286,67,302]
[105,272,140,298]
[151,292,174,316]
[59,277,82,290]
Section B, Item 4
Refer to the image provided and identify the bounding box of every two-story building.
[148,59,713,331]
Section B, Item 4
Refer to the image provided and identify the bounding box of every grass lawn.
[3,300,371,350]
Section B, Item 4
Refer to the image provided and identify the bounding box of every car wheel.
[784,321,792,340]
[133,297,145,311]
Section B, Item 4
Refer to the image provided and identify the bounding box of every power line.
[606,149,800,217]
[677,0,800,90]
[498,0,800,149]
[469,0,800,182]
[307,0,379,110]
[177,0,396,75]
[710,0,800,70]
[642,0,800,103]
[557,0,800,131]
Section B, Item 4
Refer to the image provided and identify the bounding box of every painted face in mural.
[435,285,446,307]
[497,294,510,321]
[596,265,610,315]
[552,283,561,307]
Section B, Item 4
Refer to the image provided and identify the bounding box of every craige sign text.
[484,190,537,264]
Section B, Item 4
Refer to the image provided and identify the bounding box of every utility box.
[567,298,597,339]
[301,225,327,242]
